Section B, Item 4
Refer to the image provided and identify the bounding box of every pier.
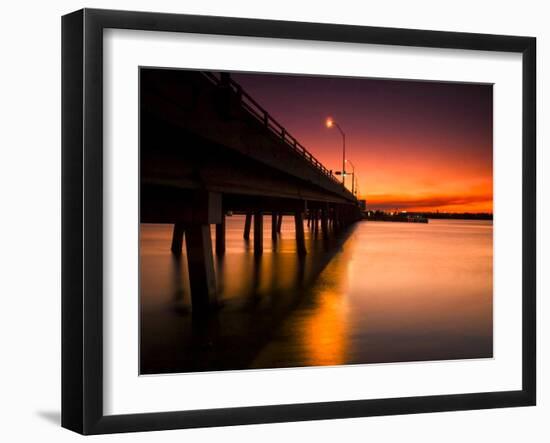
[140,69,361,310]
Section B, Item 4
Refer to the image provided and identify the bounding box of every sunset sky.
[233,72,493,213]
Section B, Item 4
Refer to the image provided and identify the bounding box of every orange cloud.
[362,191,493,213]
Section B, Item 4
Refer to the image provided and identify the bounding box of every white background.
[0,0,547,441]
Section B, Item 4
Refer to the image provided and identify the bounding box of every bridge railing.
[201,71,348,190]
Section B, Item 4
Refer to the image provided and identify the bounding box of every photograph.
[139,68,494,375]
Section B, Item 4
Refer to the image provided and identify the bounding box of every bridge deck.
[139,68,361,310]
[140,69,357,209]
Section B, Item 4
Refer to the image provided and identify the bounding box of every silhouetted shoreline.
[413,212,492,220]
[366,210,493,221]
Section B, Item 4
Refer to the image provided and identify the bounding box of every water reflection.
[140,217,492,374]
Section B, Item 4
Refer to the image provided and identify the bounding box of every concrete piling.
[171,222,185,255]
[215,214,225,255]
[254,211,263,255]
[243,212,252,240]
[294,211,307,256]
[185,224,217,310]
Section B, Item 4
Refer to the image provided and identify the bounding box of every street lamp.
[325,117,346,188]
[346,159,356,196]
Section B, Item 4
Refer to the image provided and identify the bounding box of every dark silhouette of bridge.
[140,69,361,310]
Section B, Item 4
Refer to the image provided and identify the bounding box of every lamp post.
[325,117,346,189]
[346,159,356,196]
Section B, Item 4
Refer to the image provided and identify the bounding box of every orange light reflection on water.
[140,216,493,374]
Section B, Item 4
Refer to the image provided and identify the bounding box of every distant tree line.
[368,210,493,220]
[411,212,493,220]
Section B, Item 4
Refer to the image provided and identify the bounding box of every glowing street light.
[325,117,346,188]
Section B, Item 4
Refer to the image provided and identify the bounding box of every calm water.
[140,217,493,374]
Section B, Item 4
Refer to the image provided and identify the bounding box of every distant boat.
[407,215,428,223]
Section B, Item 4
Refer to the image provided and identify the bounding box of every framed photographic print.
[62,8,536,434]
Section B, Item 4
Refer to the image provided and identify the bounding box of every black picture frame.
[62,8,536,435]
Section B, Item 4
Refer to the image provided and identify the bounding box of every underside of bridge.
[140,68,361,310]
